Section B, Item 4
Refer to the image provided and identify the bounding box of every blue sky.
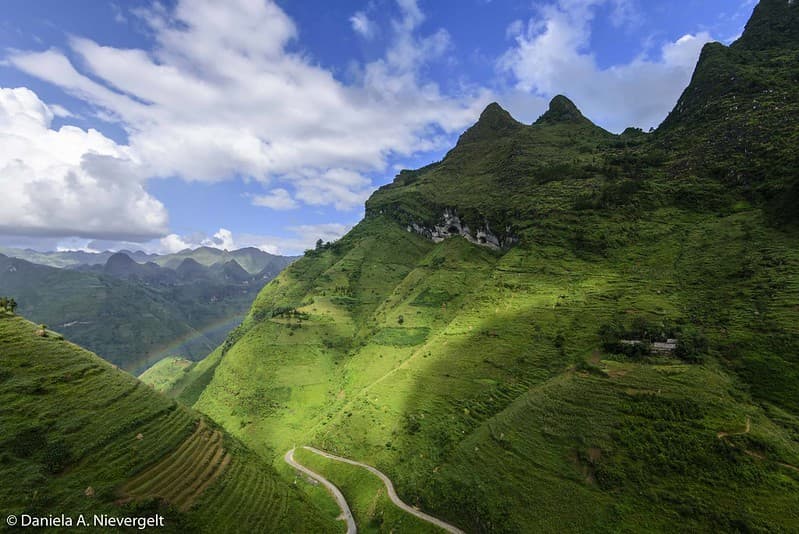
[0,0,757,255]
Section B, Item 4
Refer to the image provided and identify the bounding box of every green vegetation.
[0,296,17,314]
[0,314,333,532]
[169,5,799,531]
[139,356,194,393]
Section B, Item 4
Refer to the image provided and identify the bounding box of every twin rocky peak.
[460,0,799,145]
[458,95,591,146]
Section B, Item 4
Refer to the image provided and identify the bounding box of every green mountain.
[0,313,333,532]
[0,252,283,373]
[163,3,799,532]
[0,246,296,275]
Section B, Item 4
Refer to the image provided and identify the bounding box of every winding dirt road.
[284,448,357,534]
[301,446,465,534]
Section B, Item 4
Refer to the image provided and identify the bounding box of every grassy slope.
[0,314,333,532]
[139,356,194,393]
[172,7,799,532]
[182,208,799,532]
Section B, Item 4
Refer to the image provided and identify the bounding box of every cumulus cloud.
[0,87,168,240]
[499,0,713,131]
[7,0,488,215]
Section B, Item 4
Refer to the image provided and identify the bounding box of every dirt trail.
[284,448,356,534]
[717,416,751,439]
[302,446,465,534]
[717,417,799,474]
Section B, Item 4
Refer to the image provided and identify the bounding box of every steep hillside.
[658,0,799,224]
[170,3,799,532]
[0,314,333,532]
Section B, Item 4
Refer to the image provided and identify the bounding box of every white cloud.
[395,0,425,31]
[7,0,489,216]
[157,223,352,255]
[499,0,713,131]
[207,228,235,250]
[159,228,235,252]
[350,11,376,39]
[293,168,373,211]
[158,233,193,254]
[0,87,168,240]
[251,188,298,210]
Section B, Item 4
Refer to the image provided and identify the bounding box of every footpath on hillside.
[717,417,799,474]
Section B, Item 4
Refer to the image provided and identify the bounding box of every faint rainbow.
[132,314,245,376]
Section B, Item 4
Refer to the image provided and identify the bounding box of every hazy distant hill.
[0,245,297,275]
[154,246,296,276]
[0,251,295,372]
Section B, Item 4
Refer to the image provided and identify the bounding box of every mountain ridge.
[732,0,799,50]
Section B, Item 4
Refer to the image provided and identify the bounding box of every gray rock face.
[406,209,516,250]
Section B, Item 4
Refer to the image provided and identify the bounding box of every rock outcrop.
[406,209,517,250]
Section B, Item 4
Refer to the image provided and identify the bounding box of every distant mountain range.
[0,245,295,274]
[0,247,296,372]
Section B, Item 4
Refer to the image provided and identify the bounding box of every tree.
[8,298,16,314]
[315,238,324,251]
[0,297,7,310]
[675,327,708,363]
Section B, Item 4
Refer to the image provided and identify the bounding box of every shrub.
[404,414,421,435]
[676,328,709,363]
[9,427,47,457]
[43,440,73,474]
[598,321,652,359]
[553,333,565,348]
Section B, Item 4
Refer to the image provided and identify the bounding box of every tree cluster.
[0,296,17,314]
[304,238,342,257]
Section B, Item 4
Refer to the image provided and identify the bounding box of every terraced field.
[122,421,230,510]
[192,450,297,532]
[0,314,334,532]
